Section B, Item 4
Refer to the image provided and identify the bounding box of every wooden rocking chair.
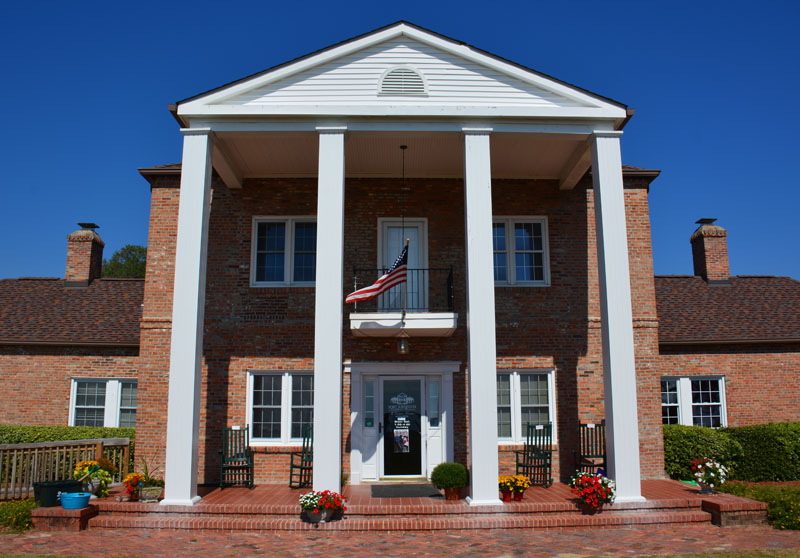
[220,425,254,488]
[289,425,313,489]
[515,423,553,487]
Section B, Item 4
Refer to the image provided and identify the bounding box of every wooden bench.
[289,426,313,489]
[573,421,606,475]
[220,426,254,488]
[515,423,553,487]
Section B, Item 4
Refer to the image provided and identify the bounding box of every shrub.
[722,423,800,482]
[0,499,36,532]
[663,425,742,480]
[431,462,468,489]
[0,425,135,444]
[718,482,800,530]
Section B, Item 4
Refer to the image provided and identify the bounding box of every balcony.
[348,268,458,338]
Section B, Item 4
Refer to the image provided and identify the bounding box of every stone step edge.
[88,510,713,531]
[94,498,704,516]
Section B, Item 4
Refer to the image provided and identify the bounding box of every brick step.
[94,498,702,517]
[88,509,712,531]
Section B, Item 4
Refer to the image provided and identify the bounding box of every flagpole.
[402,237,410,319]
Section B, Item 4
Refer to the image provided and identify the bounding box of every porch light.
[397,330,410,354]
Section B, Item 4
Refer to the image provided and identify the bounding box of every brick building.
[1,22,797,506]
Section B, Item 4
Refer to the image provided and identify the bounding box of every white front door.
[379,219,427,311]
[349,363,455,484]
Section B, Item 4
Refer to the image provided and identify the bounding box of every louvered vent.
[379,67,426,96]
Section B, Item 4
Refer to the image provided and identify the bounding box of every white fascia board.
[178,23,626,117]
[179,104,625,120]
[186,117,616,135]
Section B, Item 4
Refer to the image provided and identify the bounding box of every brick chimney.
[690,218,730,284]
[65,223,104,287]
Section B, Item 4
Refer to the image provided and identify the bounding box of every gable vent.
[379,67,427,96]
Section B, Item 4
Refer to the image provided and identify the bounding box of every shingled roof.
[0,278,143,346]
[655,275,800,345]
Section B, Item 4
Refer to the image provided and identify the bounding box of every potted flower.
[122,472,145,501]
[299,490,347,523]
[123,455,165,502]
[73,458,116,498]
[511,474,532,501]
[431,462,468,501]
[498,475,515,502]
[691,457,728,494]
[569,471,615,513]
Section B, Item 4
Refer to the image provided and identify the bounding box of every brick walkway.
[2,524,800,557]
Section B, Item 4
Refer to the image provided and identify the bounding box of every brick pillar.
[691,219,730,283]
[65,225,104,286]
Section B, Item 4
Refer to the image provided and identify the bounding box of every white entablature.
[177,22,627,122]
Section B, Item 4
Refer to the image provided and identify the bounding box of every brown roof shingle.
[0,278,143,346]
[655,275,800,344]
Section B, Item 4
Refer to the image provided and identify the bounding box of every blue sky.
[1,1,798,280]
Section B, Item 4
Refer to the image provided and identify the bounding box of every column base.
[615,495,646,503]
[466,496,503,506]
[160,495,202,506]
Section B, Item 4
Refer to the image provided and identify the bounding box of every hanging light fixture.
[397,330,410,355]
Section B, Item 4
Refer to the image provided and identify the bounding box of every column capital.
[180,127,214,137]
[591,130,623,139]
[462,127,493,135]
[316,125,348,134]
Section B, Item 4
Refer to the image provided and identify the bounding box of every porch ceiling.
[216,131,586,180]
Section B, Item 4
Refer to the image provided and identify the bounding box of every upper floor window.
[496,369,556,443]
[661,376,726,427]
[493,217,550,286]
[70,379,137,427]
[251,218,316,286]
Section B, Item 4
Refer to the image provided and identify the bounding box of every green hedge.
[664,422,800,482]
[718,482,800,530]
[0,425,135,445]
[663,424,742,480]
[722,423,800,482]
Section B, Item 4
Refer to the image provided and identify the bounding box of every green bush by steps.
[718,482,800,530]
[0,425,135,445]
[663,424,742,481]
[0,499,36,532]
[663,422,800,482]
[724,423,800,482]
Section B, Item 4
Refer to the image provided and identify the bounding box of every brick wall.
[0,345,138,425]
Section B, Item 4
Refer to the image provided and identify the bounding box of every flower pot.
[139,485,163,502]
[501,489,512,502]
[303,508,330,523]
[580,502,603,515]
[697,481,714,494]
[444,486,461,501]
[513,491,524,502]
[84,479,100,496]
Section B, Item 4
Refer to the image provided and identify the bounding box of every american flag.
[345,245,408,304]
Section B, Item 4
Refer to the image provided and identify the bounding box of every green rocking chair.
[289,425,313,488]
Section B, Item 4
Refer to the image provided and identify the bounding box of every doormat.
[371,484,443,498]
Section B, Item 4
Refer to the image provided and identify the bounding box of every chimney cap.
[695,218,717,225]
[77,222,100,230]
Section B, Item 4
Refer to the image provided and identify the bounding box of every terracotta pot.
[514,490,524,501]
[444,486,461,501]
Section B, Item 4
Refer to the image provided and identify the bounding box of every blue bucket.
[60,492,92,509]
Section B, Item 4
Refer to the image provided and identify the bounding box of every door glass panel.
[383,379,422,476]
[364,380,375,428]
[428,380,440,428]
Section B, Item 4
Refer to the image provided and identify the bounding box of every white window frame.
[68,378,137,428]
[496,369,557,444]
[250,216,317,287]
[246,371,314,446]
[661,376,728,427]
[492,216,550,286]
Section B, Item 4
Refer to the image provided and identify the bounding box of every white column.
[312,127,346,491]
[161,128,214,506]
[462,129,501,505]
[590,131,644,502]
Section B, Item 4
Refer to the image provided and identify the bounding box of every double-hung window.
[247,371,314,444]
[70,379,137,427]
[251,217,317,286]
[660,376,726,427]
[496,370,556,443]
[493,217,549,285]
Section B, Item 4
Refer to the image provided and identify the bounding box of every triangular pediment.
[177,22,626,120]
